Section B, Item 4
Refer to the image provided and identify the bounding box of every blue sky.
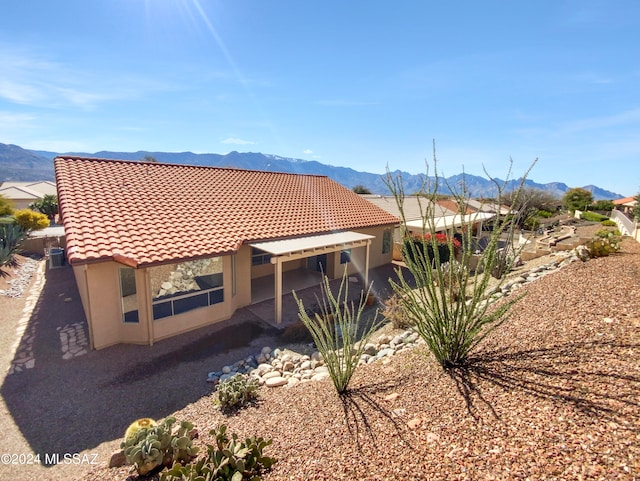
[1,1,639,196]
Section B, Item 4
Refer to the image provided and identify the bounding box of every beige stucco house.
[0,181,57,210]
[54,157,398,350]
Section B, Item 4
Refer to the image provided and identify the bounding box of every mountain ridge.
[0,142,624,200]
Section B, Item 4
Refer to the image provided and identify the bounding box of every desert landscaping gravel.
[2,233,639,480]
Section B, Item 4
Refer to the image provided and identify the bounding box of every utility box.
[49,248,65,268]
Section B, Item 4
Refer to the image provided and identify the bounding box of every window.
[340,249,351,264]
[382,228,393,254]
[251,248,272,266]
[119,268,139,323]
[149,257,224,320]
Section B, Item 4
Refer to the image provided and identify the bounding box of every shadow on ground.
[0,265,282,464]
[0,262,410,465]
[448,340,640,429]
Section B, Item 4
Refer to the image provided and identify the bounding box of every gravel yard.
[2,233,638,480]
[85,237,639,480]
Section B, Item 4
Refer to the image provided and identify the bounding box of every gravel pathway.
[82,238,640,481]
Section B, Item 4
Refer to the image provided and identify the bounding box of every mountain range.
[0,142,623,200]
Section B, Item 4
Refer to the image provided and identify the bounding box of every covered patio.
[250,231,375,324]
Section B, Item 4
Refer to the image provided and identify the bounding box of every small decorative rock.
[407,418,423,430]
[286,378,301,388]
[265,376,288,387]
[108,451,127,468]
[311,372,330,382]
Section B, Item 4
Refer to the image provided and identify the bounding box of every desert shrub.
[386,154,533,368]
[216,374,259,411]
[13,209,49,231]
[600,219,616,227]
[580,211,608,222]
[587,236,620,258]
[161,424,276,481]
[0,194,13,216]
[523,215,540,231]
[293,271,383,394]
[121,416,199,476]
[382,294,413,329]
[594,228,621,238]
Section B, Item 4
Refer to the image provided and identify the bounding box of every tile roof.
[613,196,636,205]
[0,185,43,200]
[436,199,475,215]
[54,157,399,266]
[360,195,455,221]
[0,181,57,196]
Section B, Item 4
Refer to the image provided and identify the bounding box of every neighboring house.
[360,194,495,259]
[436,198,474,216]
[360,195,455,224]
[54,157,398,350]
[465,198,512,216]
[613,196,637,217]
[0,181,57,210]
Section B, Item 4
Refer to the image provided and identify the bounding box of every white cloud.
[303,149,313,154]
[221,137,255,145]
[0,43,176,110]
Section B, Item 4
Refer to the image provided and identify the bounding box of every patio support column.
[364,239,371,286]
[274,256,283,324]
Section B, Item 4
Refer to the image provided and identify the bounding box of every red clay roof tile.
[55,157,399,266]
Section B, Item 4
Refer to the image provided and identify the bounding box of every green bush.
[600,219,616,227]
[537,209,554,218]
[523,214,540,230]
[216,374,259,411]
[161,424,276,481]
[580,211,609,222]
[594,228,621,238]
[120,417,199,476]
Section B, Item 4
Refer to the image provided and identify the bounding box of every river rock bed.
[0,257,40,298]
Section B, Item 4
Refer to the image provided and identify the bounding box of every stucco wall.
[75,262,149,349]
[250,257,304,279]
[76,224,396,349]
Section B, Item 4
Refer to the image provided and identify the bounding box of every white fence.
[611,209,637,239]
